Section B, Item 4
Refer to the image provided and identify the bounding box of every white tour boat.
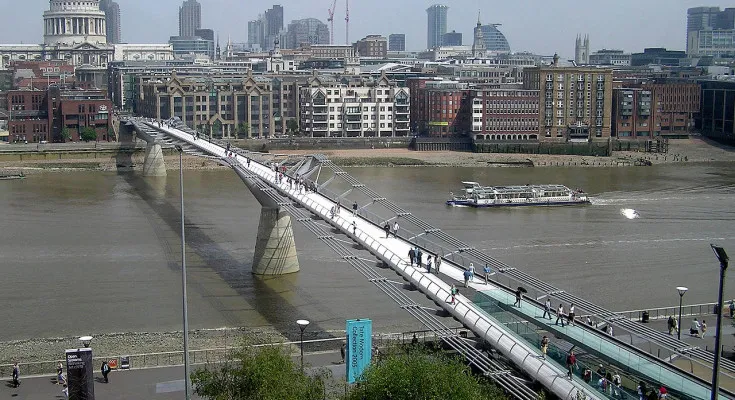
[446,182,590,208]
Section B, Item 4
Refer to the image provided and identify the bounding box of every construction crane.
[327,0,337,45]
[345,0,350,45]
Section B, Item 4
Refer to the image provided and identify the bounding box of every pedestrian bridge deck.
[474,285,715,399]
[134,119,602,400]
[131,118,729,399]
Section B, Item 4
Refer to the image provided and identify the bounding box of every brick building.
[6,86,112,143]
[412,80,471,137]
[612,81,699,139]
[353,35,388,58]
[522,61,613,142]
[470,88,540,141]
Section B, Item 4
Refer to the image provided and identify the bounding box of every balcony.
[345,115,361,122]
[313,107,328,115]
[313,115,328,122]
[312,123,328,131]
[395,106,409,114]
[395,116,409,123]
[346,123,362,131]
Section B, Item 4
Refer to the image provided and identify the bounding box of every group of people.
[9,360,111,397]
[666,315,708,338]
[382,221,399,239]
[406,247,442,275]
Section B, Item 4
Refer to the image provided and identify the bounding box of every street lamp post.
[176,145,192,400]
[677,286,688,341]
[297,319,310,373]
[710,244,729,400]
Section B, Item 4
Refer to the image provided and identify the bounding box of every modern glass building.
[426,4,448,50]
[480,24,510,53]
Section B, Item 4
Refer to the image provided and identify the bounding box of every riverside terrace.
[116,116,735,399]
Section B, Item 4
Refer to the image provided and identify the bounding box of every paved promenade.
[1,351,345,399]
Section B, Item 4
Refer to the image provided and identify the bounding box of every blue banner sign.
[346,319,372,383]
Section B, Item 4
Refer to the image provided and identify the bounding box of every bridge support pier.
[252,207,300,275]
[143,143,167,177]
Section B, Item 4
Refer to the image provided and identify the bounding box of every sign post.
[65,348,95,400]
[346,319,372,384]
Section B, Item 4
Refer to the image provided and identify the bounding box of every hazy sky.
[1,0,734,57]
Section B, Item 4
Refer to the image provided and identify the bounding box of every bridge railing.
[0,330,459,378]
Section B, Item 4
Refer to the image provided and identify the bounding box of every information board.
[65,348,95,400]
[346,319,372,384]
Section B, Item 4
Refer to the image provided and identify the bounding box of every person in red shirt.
[566,350,577,380]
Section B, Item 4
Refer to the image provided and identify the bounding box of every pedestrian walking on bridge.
[352,201,358,216]
[463,268,471,288]
[556,304,566,327]
[392,221,399,238]
[383,222,390,238]
[101,361,110,383]
[408,248,415,266]
[12,362,20,387]
[426,255,432,273]
[542,298,552,319]
[435,256,441,274]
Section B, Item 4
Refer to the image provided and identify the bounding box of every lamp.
[710,244,729,400]
[676,286,688,341]
[297,319,310,373]
[78,336,93,348]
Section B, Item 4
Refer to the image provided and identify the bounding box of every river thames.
[0,163,733,341]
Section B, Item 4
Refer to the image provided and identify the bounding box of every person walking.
[408,248,415,266]
[667,316,675,335]
[426,255,432,273]
[392,221,399,238]
[383,222,390,238]
[449,285,457,304]
[435,256,441,274]
[568,304,575,326]
[12,362,20,387]
[514,288,522,307]
[690,318,701,337]
[463,268,471,288]
[565,350,577,380]
[101,361,111,383]
[468,263,475,282]
[540,335,549,360]
[352,201,358,216]
[612,371,622,398]
[483,264,492,284]
[556,304,566,327]
[56,362,65,385]
[416,248,423,269]
[351,221,357,235]
[701,320,707,338]
[542,298,552,319]
[340,342,346,364]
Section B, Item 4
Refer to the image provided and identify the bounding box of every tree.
[60,126,71,142]
[286,119,299,134]
[80,127,97,142]
[192,343,329,400]
[237,122,250,139]
[345,347,506,400]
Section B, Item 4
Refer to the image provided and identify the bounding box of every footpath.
[0,351,345,400]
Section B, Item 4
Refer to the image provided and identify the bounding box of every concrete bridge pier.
[142,142,167,177]
[252,207,300,275]
[231,164,300,275]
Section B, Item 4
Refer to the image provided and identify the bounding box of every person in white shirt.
[690,318,701,337]
[556,304,566,327]
[392,221,399,238]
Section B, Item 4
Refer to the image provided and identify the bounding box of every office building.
[687,7,735,56]
[299,73,410,137]
[264,5,284,51]
[283,18,329,49]
[248,19,264,50]
[700,80,735,143]
[469,88,540,141]
[630,48,686,67]
[522,58,613,142]
[139,73,275,138]
[426,4,448,49]
[354,35,388,58]
[479,24,511,53]
[442,31,462,47]
[169,36,214,59]
[99,0,121,44]
[411,80,471,137]
[389,34,406,52]
[588,50,631,66]
[179,0,201,37]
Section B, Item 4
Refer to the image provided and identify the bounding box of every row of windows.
[325,122,396,129]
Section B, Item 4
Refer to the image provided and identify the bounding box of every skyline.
[1,1,735,57]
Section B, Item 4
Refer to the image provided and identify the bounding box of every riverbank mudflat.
[0,137,732,173]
